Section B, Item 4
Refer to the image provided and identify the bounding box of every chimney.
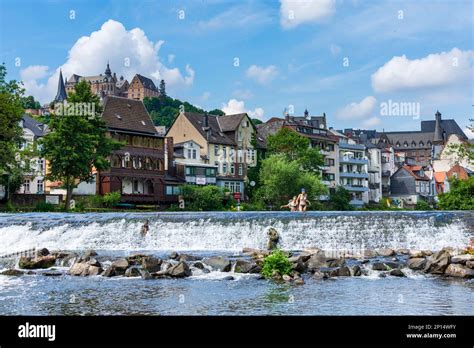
[203,112,209,128]
[304,108,309,119]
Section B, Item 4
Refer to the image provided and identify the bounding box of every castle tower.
[53,69,67,103]
[433,111,444,144]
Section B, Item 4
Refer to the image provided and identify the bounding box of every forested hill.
[143,96,224,128]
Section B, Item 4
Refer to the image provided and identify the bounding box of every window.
[37,180,44,193]
[230,163,235,175]
[223,147,227,159]
[187,149,192,159]
[133,180,139,193]
[185,166,196,175]
[111,155,121,168]
[205,168,216,176]
[238,164,243,175]
[192,149,197,159]
[214,145,219,157]
[325,158,335,166]
[166,185,181,195]
[24,179,30,193]
[37,159,44,172]
[327,144,334,151]
[223,163,227,174]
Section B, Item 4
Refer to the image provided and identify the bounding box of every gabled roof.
[434,172,447,183]
[399,165,430,181]
[21,114,46,138]
[218,113,247,132]
[133,74,158,91]
[421,119,467,140]
[102,96,157,135]
[183,112,235,145]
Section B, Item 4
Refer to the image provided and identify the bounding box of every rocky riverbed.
[2,246,473,282]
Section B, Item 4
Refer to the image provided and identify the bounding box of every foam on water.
[0,211,471,254]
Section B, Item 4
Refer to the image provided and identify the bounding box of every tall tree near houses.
[40,80,122,210]
[159,79,166,98]
[0,64,25,200]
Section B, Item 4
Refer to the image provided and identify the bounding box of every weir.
[0,211,472,253]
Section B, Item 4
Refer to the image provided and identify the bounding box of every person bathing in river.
[140,220,149,237]
[280,196,299,212]
[297,188,310,212]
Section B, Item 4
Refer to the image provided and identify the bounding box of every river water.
[0,211,473,315]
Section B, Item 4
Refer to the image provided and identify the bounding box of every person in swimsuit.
[140,220,149,237]
[297,188,310,212]
[280,196,298,212]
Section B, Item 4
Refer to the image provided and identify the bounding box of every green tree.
[257,154,326,207]
[0,64,25,200]
[208,109,225,116]
[181,184,227,211]
[21,95,41,109]
[40,80,122,210]
[329,186,353,211]
[251,118,263,125]
[267,127,324,172]
[438,176,474,210]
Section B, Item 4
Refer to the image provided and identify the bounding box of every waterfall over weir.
[0,211,472,254]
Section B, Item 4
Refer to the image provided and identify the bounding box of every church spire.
[433,110,443,144]
[105,61,112,77]
[54,69,67,103]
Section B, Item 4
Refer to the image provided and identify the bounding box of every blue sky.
[0,0,472,135]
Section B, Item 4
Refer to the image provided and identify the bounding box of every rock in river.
[375,248,395,257]
[68,259,103,276]
[424,249,450,274]
[407,258,426,270]
[19,255,56,269]
[167,261,192,278]
[389,269,406,277]
[444,264,474,279]
[141,256,162,272]
[203,256,231,272]
[234,259,254,273]
[103,258,129,277]
[1,269,24,276]
[306,254,328,271]
[450,254,474,265]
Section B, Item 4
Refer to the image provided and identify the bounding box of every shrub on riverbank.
[180,185,233,211]
[261,249,292,279]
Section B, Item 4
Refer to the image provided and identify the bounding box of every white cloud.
[200,91,210,101]
[221,99,265,120]
[362,116,381,128]
[198,5,272,31]
[20,66,49,100]
[280,0,336,29]
[335,96,377,120]
[371,48,473,93]
[168,54,175,64]
[20,19,194,103]
[246,65,278,85]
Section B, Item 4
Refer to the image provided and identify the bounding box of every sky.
[0,0,472,136]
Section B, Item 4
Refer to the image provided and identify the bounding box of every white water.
[0,212,471,253]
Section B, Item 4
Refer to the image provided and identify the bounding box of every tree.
[257,154,326,207]
[329,186,353,211]
[40,80,122,210]
[159,79,166,98]
[251,118,263,125]
[208,109,225,116]
[438,176,474,210]
[180,184,227,211]
[0,64,25,200]
[267,127,324,172]
[21,95,41,109]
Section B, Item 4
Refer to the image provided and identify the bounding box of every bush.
[34,201,55,212]
[181,184,226,211]
[329,186,353,211]
[102,191,121,208]
[415,200,432,211]
[438,176,474,210]
[261,249,292,279]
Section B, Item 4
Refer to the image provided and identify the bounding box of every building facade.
[338,140,369,206]
[128,74,160,101]
[390,166,430,206]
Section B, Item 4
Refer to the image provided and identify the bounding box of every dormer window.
[141,121,146,126]
[411,141,416,147]
[396,142,401,147]
[404,141,408,147]
[419,141,424,146]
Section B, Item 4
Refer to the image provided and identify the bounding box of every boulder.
[327,258,346,268]
[169,251,179,260]
[409,250,423,258]
[222,275,234,280]
[111,258,129,275]
[334,266,351,277]
[271,270,282,281]
[363,249,377,258]
[249,265,262,274]
[294,278,305,285]
[126,254,147,265]
[266,227,280,250]
[193,261,205,269]
[282,274,292,282]
[466,260,474,269]
[444,264,474,279]
[36,248,50,257]
[397,248,410,255]
[424,249,451,274]
[242,248,269,259]
[234,259,254,273]
[83,249,98,258]
[124,266,141,277]
[19,255,56,269]
[203,256,231,272]
[372,262,388,271]
[351,265,362,276]
[68,262,103,276]
[140,270,152,280]
[313,271,328,279]
[384,262,400,270]
[450,254,474,265]
[167,261,192,278]
[306,254,328,271]
[422,250,433,257]
[407,258,426,270]
[141,256,162,272]
[1,269,24,276]
[389,269,406,277]
[375,248,395,257]
[86,258,101,267]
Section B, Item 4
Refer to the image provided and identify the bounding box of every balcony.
[368,165,380,172]
[339,143,366,151]
[185,175,216,185]
[342,185,369,192]
[339,172,369,179]
[320,149,331,156]
[339,157,368,165]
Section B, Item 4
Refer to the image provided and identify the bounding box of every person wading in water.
[140,220,150,237]
[296,188,310,212]
[280,196,299,212]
